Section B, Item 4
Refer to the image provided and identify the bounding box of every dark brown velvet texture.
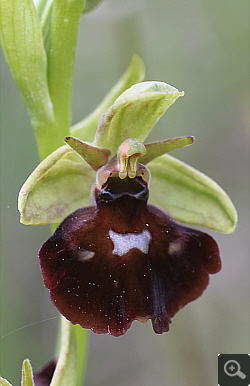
[39,177,221,336]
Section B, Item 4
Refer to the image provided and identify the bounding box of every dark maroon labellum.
[39,176,221,336]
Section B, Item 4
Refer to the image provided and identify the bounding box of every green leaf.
[21,359,34,386]
[50,317,77,386]
[70,55,145,141]
[65,136,111,170]
[0,0,61,159]
[35,0,54,51]
[0,0,52,122]
[140,136,194,164]
[93,81,184,154]
[0,377,13,386]
[18,146,95,225]
[148,154,237,233]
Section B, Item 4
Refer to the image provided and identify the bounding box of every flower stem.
[47,0,86,141]
[50,317,77,386]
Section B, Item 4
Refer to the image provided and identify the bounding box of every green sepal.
[70,55,145,141]
[148,154,237,233]
[0,377,13,386]
[21,359,34,386]
[18,146,95,225]
[65,136,111,170]
[140,136,194,164]
[93,81,184,154]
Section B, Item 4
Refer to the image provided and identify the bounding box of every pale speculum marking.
[168,239,184,255]
[78,250,95,262]
[109,229,152,256]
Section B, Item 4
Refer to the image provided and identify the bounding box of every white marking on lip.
[78,250,95,262]
[168,239,183,255]
[109,229,151,256]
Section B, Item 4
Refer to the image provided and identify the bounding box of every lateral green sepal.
[148,154,237,233]
[18,146,95,225]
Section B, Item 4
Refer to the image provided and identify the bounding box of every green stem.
[50,317,77,386]
[44,2,90,383]
[52,317,89,386]
[73,325,90,386]
[47,0,86,139]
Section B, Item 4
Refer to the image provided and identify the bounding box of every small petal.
[64,136,111,170]
[140,136,194,164]
[39,176,220,336]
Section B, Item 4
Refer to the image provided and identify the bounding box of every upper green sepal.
[64,136,111,170]
[93,81,184,154]
[148,154,237,233]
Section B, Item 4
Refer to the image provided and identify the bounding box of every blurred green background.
[0,0,249,385]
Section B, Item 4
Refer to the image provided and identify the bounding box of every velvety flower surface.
[39,174,221,337]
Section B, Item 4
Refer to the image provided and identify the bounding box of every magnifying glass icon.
[224,360,246,379]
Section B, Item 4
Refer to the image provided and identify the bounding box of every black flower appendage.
[39,173,221,337]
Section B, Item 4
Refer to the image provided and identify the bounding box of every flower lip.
[95,176,149,204]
